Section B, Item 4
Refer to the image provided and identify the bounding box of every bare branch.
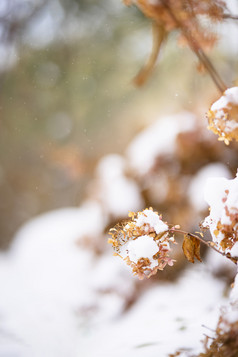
[223,13,238,20]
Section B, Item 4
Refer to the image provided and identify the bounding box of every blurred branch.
[223,13,238,20]
[170,228,238,265]
[0,0,48,44]
[133,22,167,86]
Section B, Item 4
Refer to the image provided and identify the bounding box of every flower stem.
[223,14,238,20]
[169,228,238,264]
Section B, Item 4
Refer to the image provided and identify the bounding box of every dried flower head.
[123,0,227,86]
[126,0,226,37]
[202,174,238,256]
[207,87,238,145]
[108,208,175,279]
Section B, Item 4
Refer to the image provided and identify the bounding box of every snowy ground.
[0,109,237,357]
[0,204,233,357]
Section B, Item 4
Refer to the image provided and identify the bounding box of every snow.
[218,0,238,55]
[223,307,238,325]
[96,154,125,180]
[230,242,238,258]
[205,249,236,277]
[204,177,229,222]
[188,163,231,211]
[126,112,197,175]
[0,204,136,357]
[203,174,238,248]
[230,272,238,305]
[223,174,238,217]
[210,87,238,128]
[211,94,229,114]
[211,87,238,113]
[135,209,168,234]
[0,204,229,357]
[226,119,238,133]
[93,154,144,218]
[80,267,226,357]
[127,235,159,267]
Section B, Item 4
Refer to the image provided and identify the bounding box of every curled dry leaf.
[182,234,202,263]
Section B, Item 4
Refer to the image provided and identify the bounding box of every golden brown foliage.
[124,0,227,89]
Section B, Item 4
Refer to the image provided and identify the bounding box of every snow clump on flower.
[108,208,175,279]
[202,173,238,256]
[207,87,238,145]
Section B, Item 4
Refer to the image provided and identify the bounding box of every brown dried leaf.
[182,234,202,263]
[193,236,202,262]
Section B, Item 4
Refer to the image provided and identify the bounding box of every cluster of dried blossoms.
[108,208,175,279]
[109,1,238,281]
[207,87,238,145]
[202,173,238,257]
[123,0,227,87]
[108,174,238,279]
[126,0,225,43]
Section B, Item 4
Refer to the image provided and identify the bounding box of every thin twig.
[223,14,238,20]
[169,228,238,264]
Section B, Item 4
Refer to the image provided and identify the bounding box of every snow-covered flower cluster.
[202,173,238,257]
[207,87,238,145]
[108,208,175,279]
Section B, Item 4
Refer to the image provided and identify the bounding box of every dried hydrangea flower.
[124,0,225,47]
[207,87,238,145]
[123,0,227,88]
[202,173,238,255]
[108,208,175,279]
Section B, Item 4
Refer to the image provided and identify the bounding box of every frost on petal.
[202,173,238,254]
[108,208,175,279]
[207,87,238,144]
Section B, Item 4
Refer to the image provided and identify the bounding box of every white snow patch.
[188,163,231,212]
[205,249,236,277]
[211,87,238,112]
[127,112,197,175]
[203,174,238,246]
[0,209,229,357]
[231,242,238,258]
[80,268,226,357]
[127,235,159,268]
[0,202,128,357]
[211,87,238,124]
[94,154,144,217]
[136,209,168,234]
[230,272,238,305]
